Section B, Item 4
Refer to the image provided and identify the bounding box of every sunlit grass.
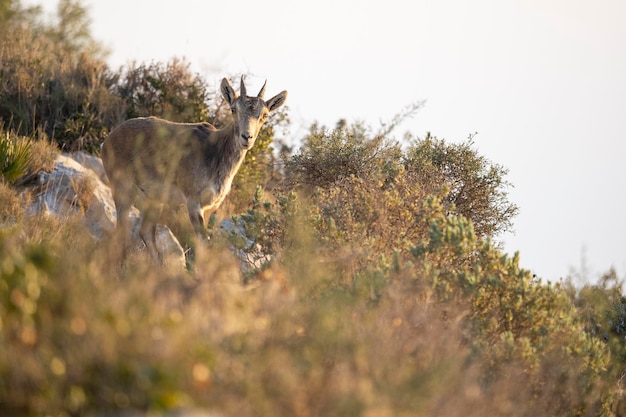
[0,186,619,417]
[1,2,623,415]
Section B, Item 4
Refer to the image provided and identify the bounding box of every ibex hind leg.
[138,204,163,263]
[109,186,136,264]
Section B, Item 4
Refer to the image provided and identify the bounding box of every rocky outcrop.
[26,152,118,238]
[25,152,186,268]
[22,151,260,272]
[220,218,271,271]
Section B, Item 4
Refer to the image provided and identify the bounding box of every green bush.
[572,269,626,414]
[0,131,31,183]
[287,121,401,189]
[282,122,516,279]
[409,196,612,415]
[404,133,518,237]
[113,58,210,123]
[0,127,57,185]
[0,132,620,417]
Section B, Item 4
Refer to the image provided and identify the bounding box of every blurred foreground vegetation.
[2,1,626,416]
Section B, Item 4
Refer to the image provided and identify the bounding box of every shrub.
[404,133,518,237]
[0,127,57,185]
[0,5,619,414]
[0,136,619,417]
[286,121,401,189]
[409,196,612,415]
[0,130,31,183]
[113,58,210,123]
[283,122,517,281]
[0,0,123,152]
[572,269,626,413]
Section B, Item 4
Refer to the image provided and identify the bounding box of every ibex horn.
[257,80,267,99]
[239,76,247,98]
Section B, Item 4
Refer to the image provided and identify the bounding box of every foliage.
[283,123,516,280]
[410,196,612,415]
[113,58,211,123]
[45,0,105,58]
[0,131,31,183]
[0,177,619,416]
[0,0,123,152]
[0,217,208,415]
[287,121,401,189]
[404,133,518,238]
[0,127,57,184]
[225,186,297,275]
[0,2,623,416]
[0,0,17,23]
[571,269,626,414]
[0,116,620,417]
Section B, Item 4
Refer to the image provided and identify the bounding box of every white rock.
[70,150,109,185]
[27,153,116,238]
[25,152,186,268]
[220,218,271,271]
[155,224,187,270]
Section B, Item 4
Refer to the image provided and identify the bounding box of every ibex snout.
[241,132,253,147]
[237,115,264,148]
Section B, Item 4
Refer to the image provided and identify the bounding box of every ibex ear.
[266,90,288,112]
[221,78,237,106]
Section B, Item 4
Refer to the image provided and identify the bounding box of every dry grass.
[1,6,618,414]
[0,191,619,417]
[0,181,25,226]
[0,120,618,417]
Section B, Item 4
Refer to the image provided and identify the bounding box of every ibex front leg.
[187,202,209,244]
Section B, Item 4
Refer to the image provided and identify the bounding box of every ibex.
[101,76,287,260]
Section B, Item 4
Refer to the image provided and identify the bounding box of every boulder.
[24,152,261,272]
[26,152,186,267]
[70,150,110,185]
[220,218,271,271]
[155,224,187,271]
[26,153,117,238]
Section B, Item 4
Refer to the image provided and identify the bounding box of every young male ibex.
[101,76,287,260]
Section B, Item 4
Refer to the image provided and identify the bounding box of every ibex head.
[221,76,288,149]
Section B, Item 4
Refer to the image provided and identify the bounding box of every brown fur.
[101,77,287,260]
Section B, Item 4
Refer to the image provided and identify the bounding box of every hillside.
[1,1,626,416]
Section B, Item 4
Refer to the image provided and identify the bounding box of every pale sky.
[31,0,626,283]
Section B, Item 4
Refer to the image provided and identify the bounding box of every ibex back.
[101,76,287,260]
